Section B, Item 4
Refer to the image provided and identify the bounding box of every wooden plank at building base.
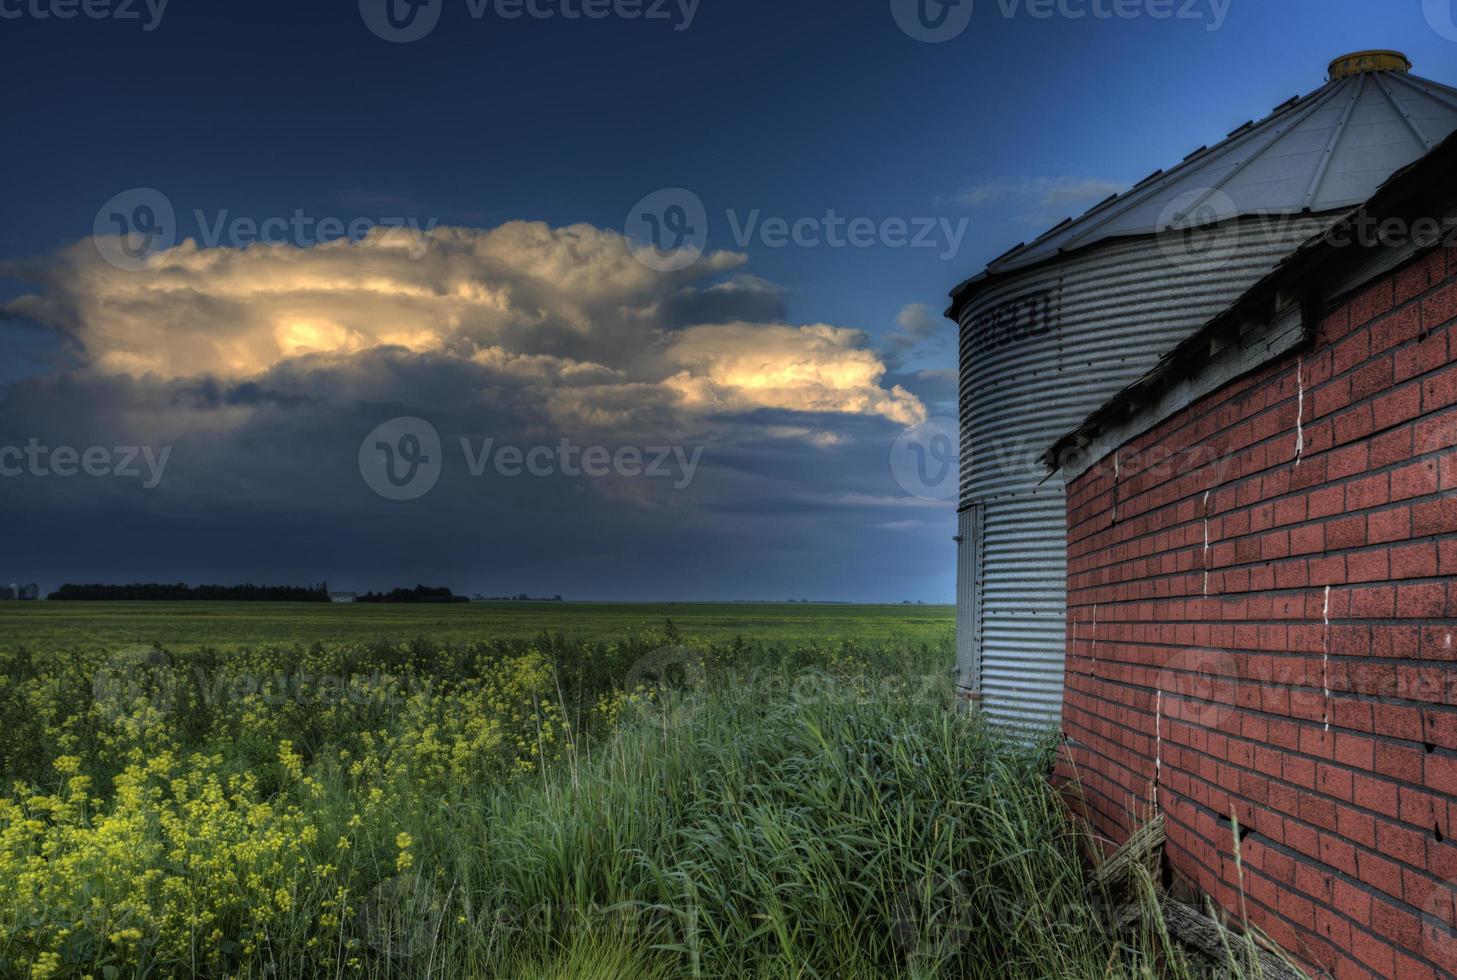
[1160,899,1306,980]
[1092,813,1164,894]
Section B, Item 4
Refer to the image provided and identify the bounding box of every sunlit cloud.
[663,323,925,426]
[4,222,923,431]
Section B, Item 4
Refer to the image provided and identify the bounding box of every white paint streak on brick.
[1112,450,1120,522]
[1202,489,1212,596]
[1154,687,1163,812]
[1295,359,1306,465]
[1322,584,1331,732]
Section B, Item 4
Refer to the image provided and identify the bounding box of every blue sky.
[1,0,1453,600]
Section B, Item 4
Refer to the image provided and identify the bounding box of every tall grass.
[0,637,1294,977]
[314,656,1226,979]
[467,662,1119,979]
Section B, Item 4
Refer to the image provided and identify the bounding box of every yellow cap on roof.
[1328,50,1411,81]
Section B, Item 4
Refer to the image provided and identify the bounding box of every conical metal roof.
[949,51,1457,309]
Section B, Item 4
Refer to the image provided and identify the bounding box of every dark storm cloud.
[0,220,951,599]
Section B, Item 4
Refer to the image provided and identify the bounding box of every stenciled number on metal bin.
[966,289,1054,357]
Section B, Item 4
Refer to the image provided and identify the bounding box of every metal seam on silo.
[1169,83,1349,227]
[1054,92,1323,252]
[1388,71,1457,111]
[1303,74,1364,211]
[1371,71,1433,151]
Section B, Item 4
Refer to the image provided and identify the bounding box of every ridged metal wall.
[956,215,1332,731]
[954,506,981,697]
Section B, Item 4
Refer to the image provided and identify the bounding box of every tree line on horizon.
[45,583,485,603]
[354,585,469,604]
[47,583,333,602]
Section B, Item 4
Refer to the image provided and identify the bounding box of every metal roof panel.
[947,57,1457,318]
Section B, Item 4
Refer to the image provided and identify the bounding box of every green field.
[0,600,1281,978]
[0,600,955,651]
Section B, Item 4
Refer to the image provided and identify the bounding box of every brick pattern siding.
[1057,244,1457,979]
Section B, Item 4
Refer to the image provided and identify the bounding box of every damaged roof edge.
[1043,128,1457,476]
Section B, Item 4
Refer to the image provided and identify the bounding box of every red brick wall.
[1058,243,1457,979]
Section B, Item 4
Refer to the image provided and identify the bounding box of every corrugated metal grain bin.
[948,52,1457,732]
